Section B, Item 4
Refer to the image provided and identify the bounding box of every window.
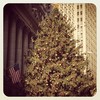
[77,12,79,15]
[77,25,79,28]
[77,5,79,9]
[81,33,83,36]
[81,26,83,29]
[80,11,82,15]
[80,4,82,9]
[77,18,79,22]
[81,39,83,42]
[80,18,82,21]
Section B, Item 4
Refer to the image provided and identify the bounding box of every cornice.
[13,6,38,34]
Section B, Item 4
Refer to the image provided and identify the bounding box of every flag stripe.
[15,71,20,83]
[9,67,16,83]
[9,67,15,77]
[9,64,21,84]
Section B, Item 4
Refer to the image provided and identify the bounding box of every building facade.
[4,4,52,96]
[57,3,96,77]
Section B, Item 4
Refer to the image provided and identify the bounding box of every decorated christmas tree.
[24,8,96,96]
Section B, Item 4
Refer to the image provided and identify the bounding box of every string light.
[36,67,39,70]
[55,54,57,56]
[49,58,51,61]
[38,49,40,51]
[59,63,61,66]
[46,84,48,86]
[53,70,56,73]
[44,48,46,50]
[56,38,58,40]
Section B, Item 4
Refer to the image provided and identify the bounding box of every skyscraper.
[55,3,96,78]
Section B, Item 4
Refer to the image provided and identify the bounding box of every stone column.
[4,12,9,70]
[22,28,29,73]
[16,21,23,72]
[8,16,16,67]
[24,29,29,57]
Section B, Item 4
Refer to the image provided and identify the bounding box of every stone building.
[4,4,52,96]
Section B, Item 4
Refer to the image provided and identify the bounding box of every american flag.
[9,64,21,84]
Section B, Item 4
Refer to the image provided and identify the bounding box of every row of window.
[85,15,96,28]
[77,17,83,22]
[77,25,83,29]
[77,11,83,16]
[86,21,96,35]
[86,4,96,15]
[85,7,96,21]
[77,4,82,9]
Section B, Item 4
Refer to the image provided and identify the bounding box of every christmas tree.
[24,8,96,96]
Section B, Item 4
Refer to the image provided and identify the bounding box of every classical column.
[8,16,16,67]
[4,12,9,70]
[16,21,24,72]
[24,29,29,56]
[22,27,29,73]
